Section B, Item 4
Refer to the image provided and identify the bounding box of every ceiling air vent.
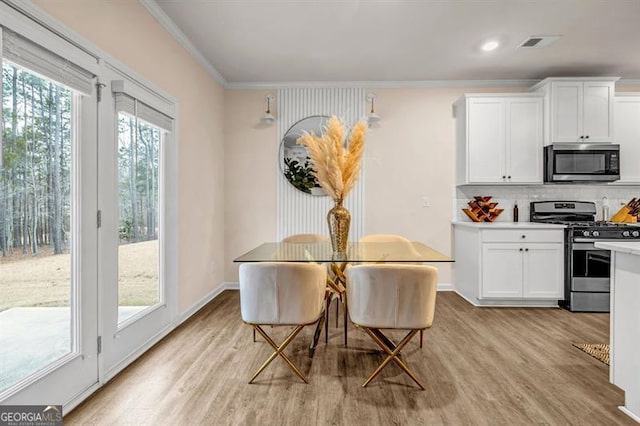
[519,35,562,48]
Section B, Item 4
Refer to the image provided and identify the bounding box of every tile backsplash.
[456,185,640,222]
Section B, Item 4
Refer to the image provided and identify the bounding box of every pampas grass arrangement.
[297,116,367,201]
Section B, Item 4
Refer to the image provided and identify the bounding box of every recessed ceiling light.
[481,40,499,52]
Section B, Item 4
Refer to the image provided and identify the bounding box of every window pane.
[117,113,160,324]
[0,63,74,392]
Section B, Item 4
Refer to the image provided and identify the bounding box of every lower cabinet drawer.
[481,229,564,243]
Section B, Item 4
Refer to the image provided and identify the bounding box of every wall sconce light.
[366,93,381,124]
[261,94,276,124]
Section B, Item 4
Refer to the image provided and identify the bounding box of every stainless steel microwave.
[544,144,620,183]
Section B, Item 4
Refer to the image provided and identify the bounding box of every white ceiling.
[150,0,640,85]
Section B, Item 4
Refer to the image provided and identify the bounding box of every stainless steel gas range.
[530,201,640,312]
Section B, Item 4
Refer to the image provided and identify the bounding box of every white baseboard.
[223,281,239,290]
[437,283,454,291]
[619,406,640,423]
[454,290,478,306]
[178,282,237,324]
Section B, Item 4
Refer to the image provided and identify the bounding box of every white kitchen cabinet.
[531,77,618,144]
[453,223,565,306]
[506,98,544,183]
[523,244,564,298]
[456,94,543,185]
[481,243,524,298]
[480,242,563,299]
[615,94,640,183]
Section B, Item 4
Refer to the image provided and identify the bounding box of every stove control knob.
[623,230,631,237]
[592,230,600,237]
[582,231,591,237]
[633,231,640,238]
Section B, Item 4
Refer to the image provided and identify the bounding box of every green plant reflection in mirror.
[280,115,329,196]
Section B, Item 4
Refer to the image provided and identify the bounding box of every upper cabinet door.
[583,81,615,142]
[615,96,640,183]
[467,98,505,183]
[544,79,616,143]
[551,81,583,143]
[506,98,543,183]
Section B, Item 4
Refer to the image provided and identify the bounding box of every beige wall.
[33,0,226,313]
[223,90,278,280]
[223,87,527,284]
[619,86,640,92]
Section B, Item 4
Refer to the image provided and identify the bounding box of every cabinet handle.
[519,248,523,252]
[502,176,506,179]
[580,136,585,139]
[521,235,526,239]
[508,176,511,179]
[585,135,590,139]
[525,248,529,252]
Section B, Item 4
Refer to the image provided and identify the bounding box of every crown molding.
[138,0,226,86]
[225,78,640,91]
[224,79,540,90]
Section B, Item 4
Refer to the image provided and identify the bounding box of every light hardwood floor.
[66,291,634,425]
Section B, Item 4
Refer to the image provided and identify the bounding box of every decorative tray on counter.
[462,196,504,222]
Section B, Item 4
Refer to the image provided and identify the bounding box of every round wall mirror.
[279,115,329,196]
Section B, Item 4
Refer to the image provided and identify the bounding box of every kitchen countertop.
[594,241,640,256]
[452,221,566,229]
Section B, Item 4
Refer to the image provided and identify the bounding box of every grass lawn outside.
[0,240,159,312]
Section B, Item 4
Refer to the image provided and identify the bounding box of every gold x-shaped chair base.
[250,325,308,384]
[360,327,425,390]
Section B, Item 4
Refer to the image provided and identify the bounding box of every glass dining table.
[234,241,453,352]
[233,241,452,263]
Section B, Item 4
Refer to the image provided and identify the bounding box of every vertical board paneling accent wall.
[277,88,366,241]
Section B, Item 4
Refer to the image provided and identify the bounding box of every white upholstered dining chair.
[281,233,342,345]
[358,234,428,348]
[248,234,330,343]
[346,264,438,389]
[239,262,327,383]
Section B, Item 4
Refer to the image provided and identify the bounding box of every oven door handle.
[572,241,597,249]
